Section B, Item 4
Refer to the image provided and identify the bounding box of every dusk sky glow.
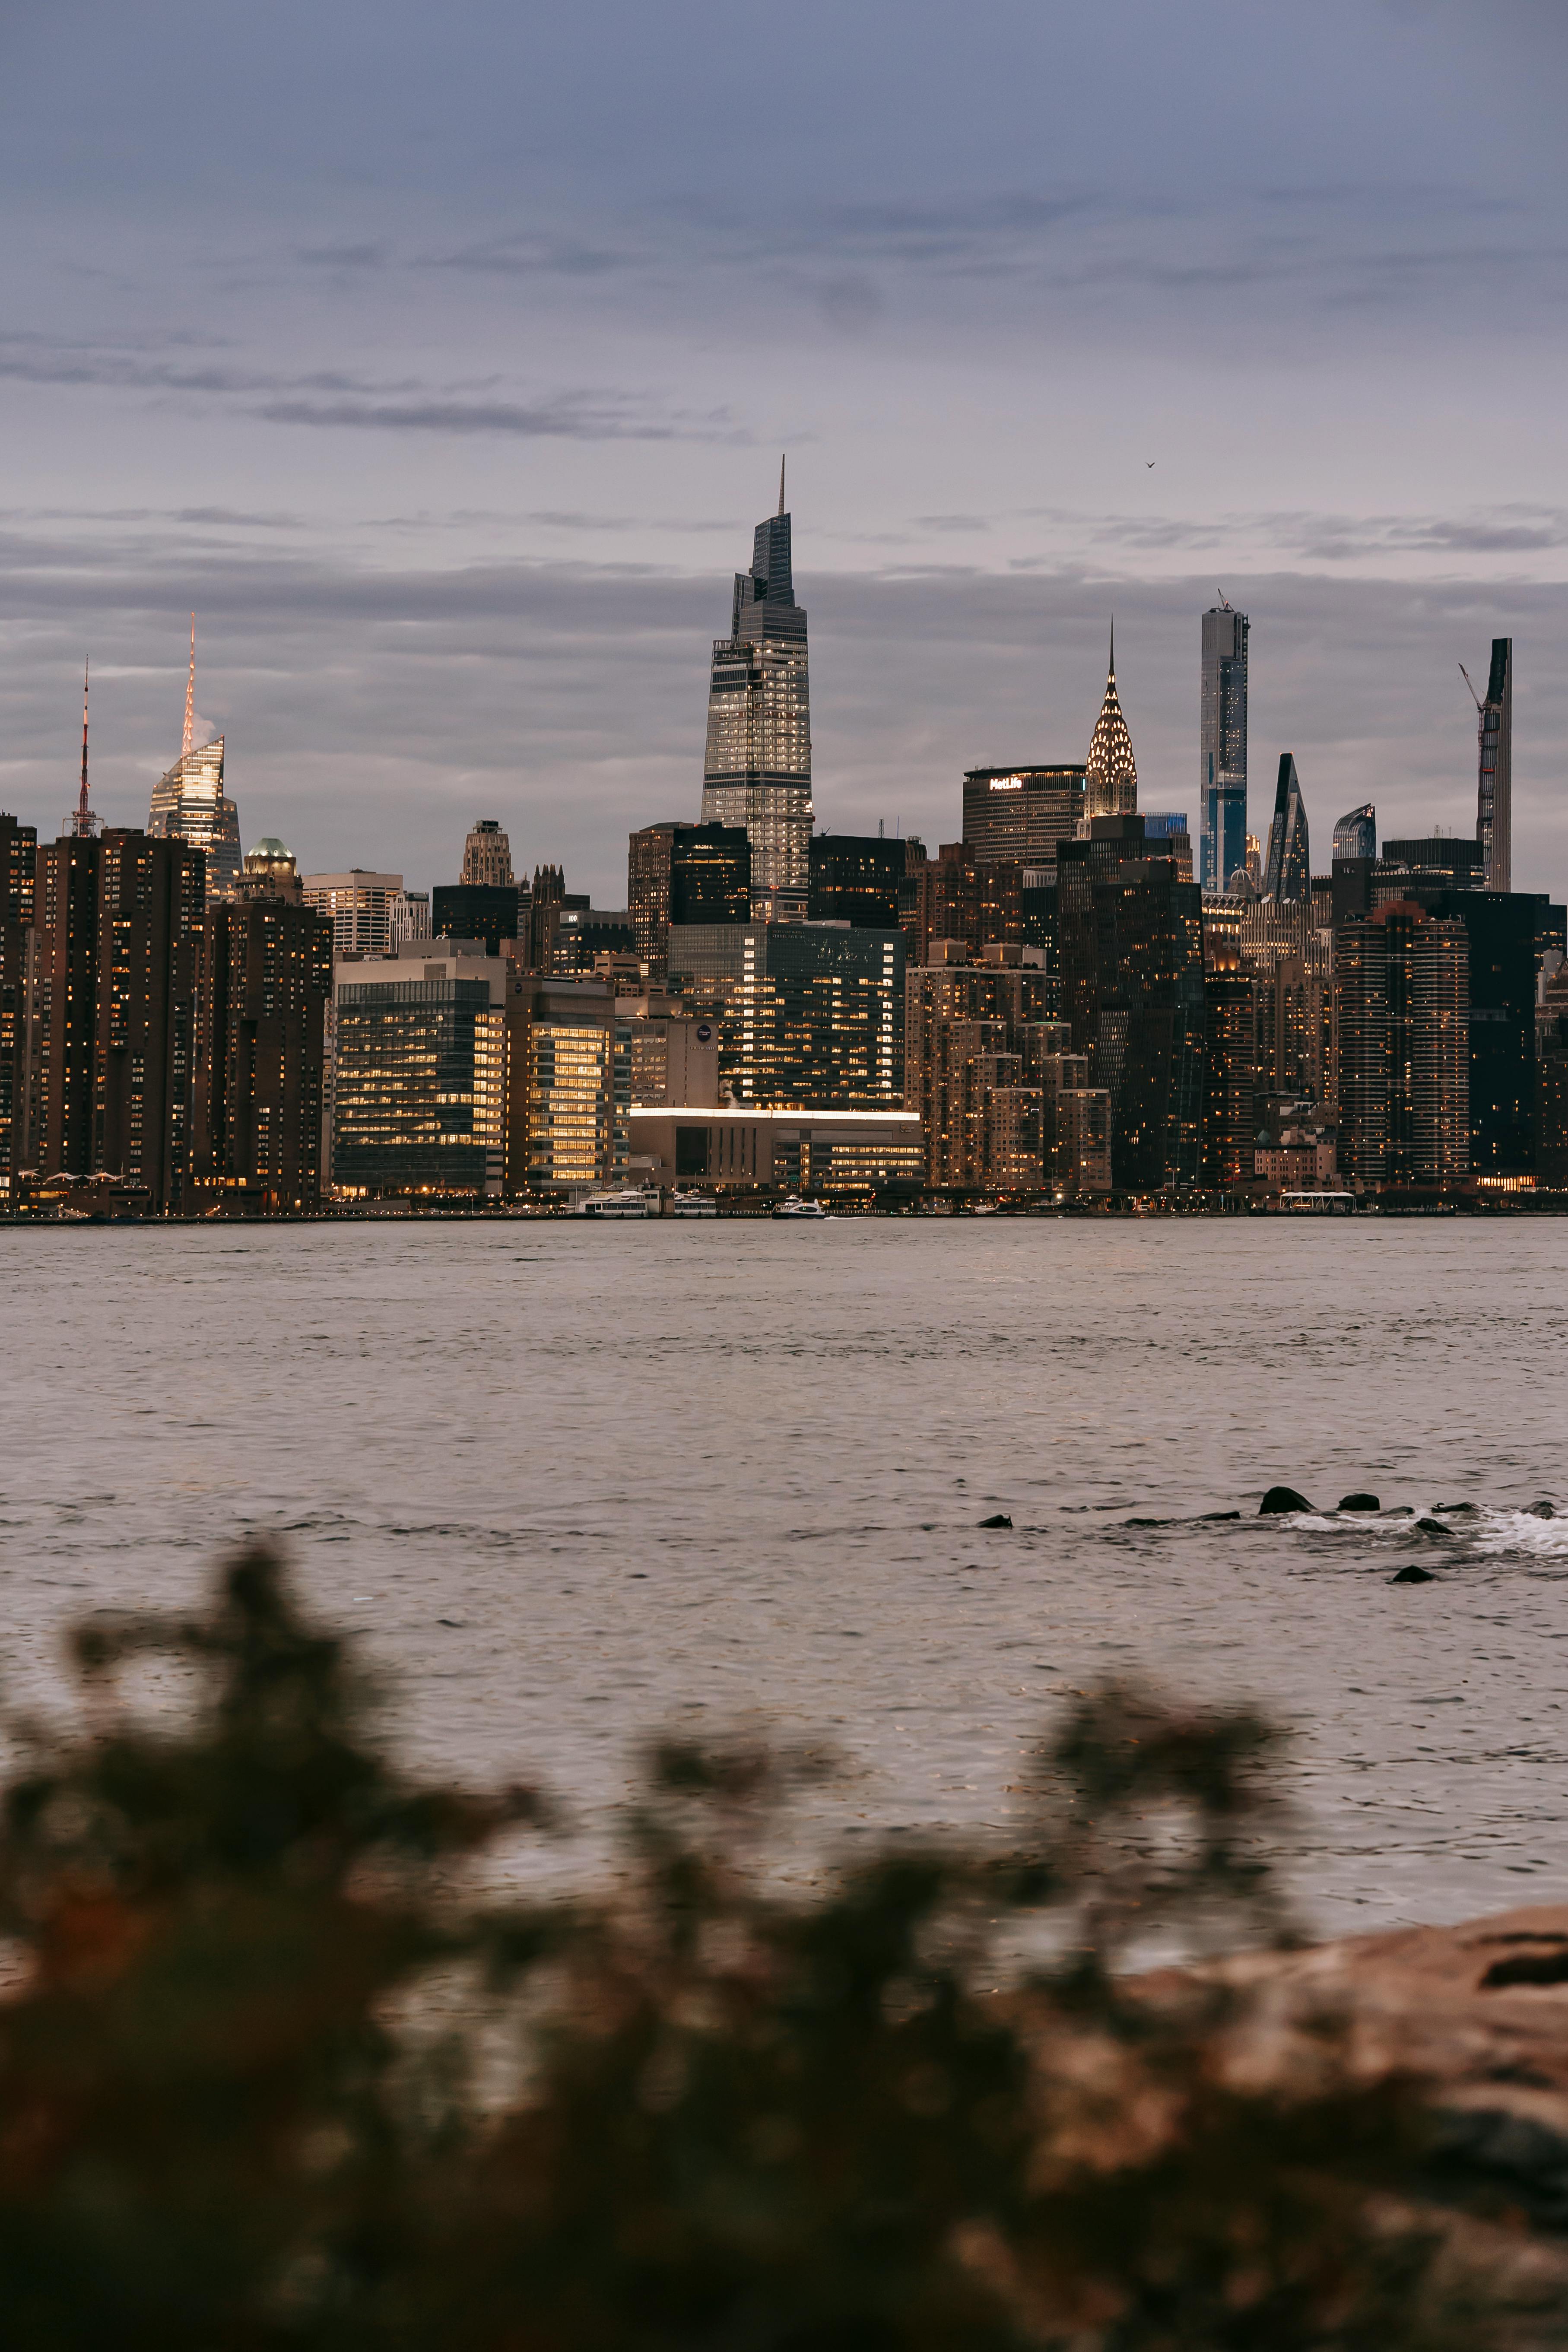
[4,0,1568,901]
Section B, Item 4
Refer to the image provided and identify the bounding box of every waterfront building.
[1055,1087,1113,1195]
[1335,901,1469,1193]
[628,1105,922,1197]
[1261,755,1310,905]
[1537,961,1568,1187]
[35,827,204,1212]
[1429,889,1538,1183]
[1333,803,1377,862]
[190,842,333,1213]
[1200,603,1249,893]
[1057,816,1205,1190]
[1468,638,1513,892]
[333,943,507,1198]
[667,920,904,1109]
[808,833,906,928]
[302,871,403,958]
[904,942,1061,1190]
[1084,630,1138,819]
[961,766,1085,871]
[506,971,623,1195]
[0,813,37,1197]
[1143,812,1193,882]
[432,882,520,957]
[461,819,514,889]
[700,476,813,909]
[1201,907,1254,1190]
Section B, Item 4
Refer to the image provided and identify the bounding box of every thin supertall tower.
[182,613,196,757]
[700,462,812,912]
[1200,600,1249,892]
[1463,639,1512,892]
[72,660,97,838]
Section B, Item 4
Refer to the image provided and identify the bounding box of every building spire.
[778,454,786,517]
[1109,615,1116,677]
[182,612,196,757]
[75,658,94,837]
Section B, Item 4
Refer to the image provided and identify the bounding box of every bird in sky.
[1146,460,1156,468]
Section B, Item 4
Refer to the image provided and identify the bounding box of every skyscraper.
[700,465,813,910]
[1261,754,1310,904]
[1085,628,1138,819]
[1333,803,1376,862]
[961,767,1085,870]
[35,827,204,1210]
[1200,603,1249,893]
[1335,900,1469,1193]
[666,920,903,1108]
[460,819,514,888]
[190,844,333,1213]
[1467,638,1512,892]
[148,621,242,902]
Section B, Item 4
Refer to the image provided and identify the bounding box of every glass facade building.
[333,972,505,1196]
[1261,754,1310,904]
[1332,803,1377,863]
[1200,605,1249,893]
[667,921,904,1108]
[807,833,907,928]
[701,502,813,905]
[148,736,242,903]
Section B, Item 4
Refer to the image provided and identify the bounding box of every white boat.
[669,1190,717,1217]
[771,1195,828,1220]
[578,1184,659,1219]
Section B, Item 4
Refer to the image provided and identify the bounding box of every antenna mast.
[182,613,196,755]
[778,454,786,517]
[75,659,95,837]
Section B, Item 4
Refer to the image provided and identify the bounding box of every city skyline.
[5,7,1568,906]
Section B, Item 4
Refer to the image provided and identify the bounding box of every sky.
[2,0,1568,905]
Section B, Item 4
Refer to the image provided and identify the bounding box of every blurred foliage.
[0,1549,1482,2349]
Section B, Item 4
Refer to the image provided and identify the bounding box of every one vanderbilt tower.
[701,462,813,916]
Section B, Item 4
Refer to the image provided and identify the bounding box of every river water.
[3,1218,1566,1936]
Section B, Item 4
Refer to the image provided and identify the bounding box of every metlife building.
[961,765,1086,873]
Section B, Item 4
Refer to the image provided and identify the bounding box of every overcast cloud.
[2,0,1566,902]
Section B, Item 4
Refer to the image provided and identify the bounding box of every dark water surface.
[4,1219,1567,1934]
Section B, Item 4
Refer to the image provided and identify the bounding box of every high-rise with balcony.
[700,470,812,911]
[1200,603,1249,893]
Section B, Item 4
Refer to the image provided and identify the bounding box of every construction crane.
[1458,661,1482,713]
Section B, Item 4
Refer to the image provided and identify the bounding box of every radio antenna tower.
[74,658,95,837]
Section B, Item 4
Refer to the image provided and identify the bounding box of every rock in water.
[1416,1517,1456,1539]
[1527,1501,1557,1520]
[1258,1485,1313,1515]
[978,1512,1012,1529]
[1339,1492,1381,1512]
[1392,1564,1436,1584]
[1198,1510,1242,1521]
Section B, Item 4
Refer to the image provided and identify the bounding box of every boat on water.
[771,1195,828,1221]
[578,1184,660,1219]
[669,1190,717,1218]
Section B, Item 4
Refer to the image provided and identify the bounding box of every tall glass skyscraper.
[1200,603,1249,893]
[149,736,242,902]
[701,480,813,910]
[1261,754,1310,904]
